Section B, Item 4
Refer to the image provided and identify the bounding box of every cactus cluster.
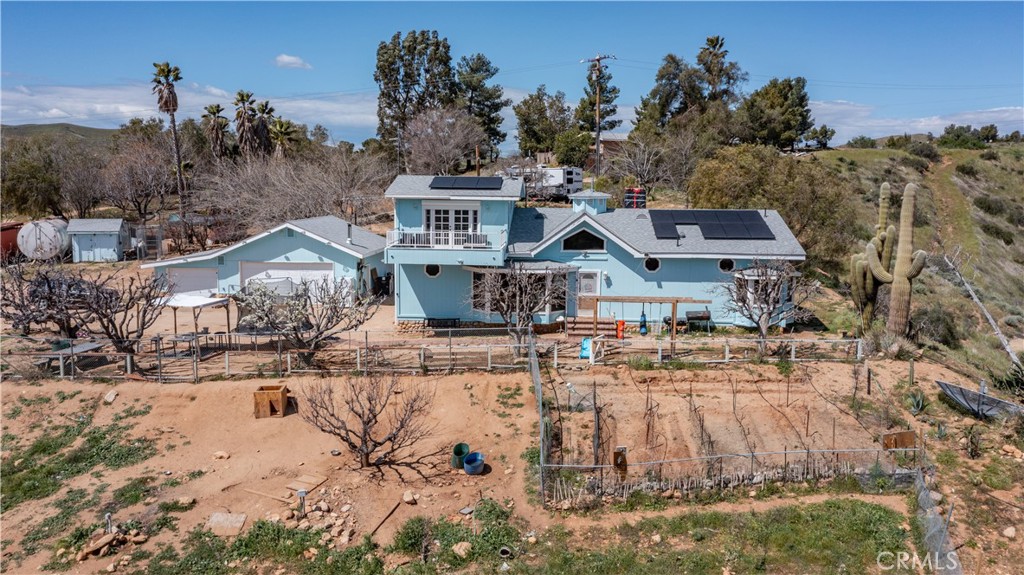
[849,183,927,336]
[850,183,895,331]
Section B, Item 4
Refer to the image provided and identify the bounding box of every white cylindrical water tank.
[17,219,70,260]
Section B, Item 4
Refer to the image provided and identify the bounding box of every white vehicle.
[539,167,583,197]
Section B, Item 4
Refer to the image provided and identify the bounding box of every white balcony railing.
[386,229,504,249]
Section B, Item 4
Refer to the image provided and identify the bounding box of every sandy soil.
[1,371,537,573]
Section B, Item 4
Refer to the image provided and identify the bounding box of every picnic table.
[33,341,105,375]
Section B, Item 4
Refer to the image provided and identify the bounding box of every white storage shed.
[68,218,130,262]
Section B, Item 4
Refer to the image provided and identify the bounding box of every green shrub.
[627,354,655,370]
[955,162,979,177]
[391,516,430,555]
[906,141,940,161]
[980,222,1014,245]
[899,155,930,172]
[911,303,962,349]
[885,134,912,150]
[846,135,877,149]
[973,195,1006,215]
[980,149,999,161]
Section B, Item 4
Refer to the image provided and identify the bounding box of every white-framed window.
[423,201,480,233]
[644,257,661,273]
[424,264,441,278]
[562,229,605,252]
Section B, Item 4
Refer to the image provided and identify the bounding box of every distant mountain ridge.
[1,123,117,149]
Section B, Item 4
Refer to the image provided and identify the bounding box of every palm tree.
[152,62,186,214]
[269,118,297,160]
[201,104,229,159]
[233,90,258,158]
[254,100,276,156]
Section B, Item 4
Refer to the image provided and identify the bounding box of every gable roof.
[385,175,524,200]
[508,207,805,260]
[67,218,125,233]
[142,215,384,269]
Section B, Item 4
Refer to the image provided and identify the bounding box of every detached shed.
[68,218,129,262]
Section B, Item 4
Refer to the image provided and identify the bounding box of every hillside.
[815,143,1024,376]
[0,123,117,149]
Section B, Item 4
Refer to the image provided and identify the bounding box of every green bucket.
[451,443,470,468]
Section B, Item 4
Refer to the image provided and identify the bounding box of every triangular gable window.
[562,229,605,252]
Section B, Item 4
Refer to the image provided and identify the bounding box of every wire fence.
[0,329,557,383]
[544,448,919,509]
[914,467,963,574]
[585,336,863,366]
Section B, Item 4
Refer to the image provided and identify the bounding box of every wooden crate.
[254,385,289,419]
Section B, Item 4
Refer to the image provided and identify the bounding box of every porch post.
[670,301,678,358]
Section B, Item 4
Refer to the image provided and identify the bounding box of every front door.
[577,270,600,315]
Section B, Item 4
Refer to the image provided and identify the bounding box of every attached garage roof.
[142,215,384,269]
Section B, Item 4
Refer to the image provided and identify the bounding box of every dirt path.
[554,492,911,531]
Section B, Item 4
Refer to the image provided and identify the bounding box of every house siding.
[151,229,384,295]
[531,221,751,325]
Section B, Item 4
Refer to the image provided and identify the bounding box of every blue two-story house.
[384,175,806,329]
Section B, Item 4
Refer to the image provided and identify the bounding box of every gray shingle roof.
[508,207,805,260]
[67,218,125,233]
[142,216,384,269]
[385,175,524,199]
[287,216,385,257]
[569,190,611,199]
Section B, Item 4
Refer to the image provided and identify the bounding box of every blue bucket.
[463,451,485,475]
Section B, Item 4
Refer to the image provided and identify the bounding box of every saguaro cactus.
[850,183,895,331]
[866,183,927,336]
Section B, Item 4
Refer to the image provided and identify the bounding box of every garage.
[167,268,218,296]
[239,261,334,294]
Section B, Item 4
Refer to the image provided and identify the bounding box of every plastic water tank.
[17,219,70,260]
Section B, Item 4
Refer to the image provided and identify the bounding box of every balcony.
[385,229,507,266]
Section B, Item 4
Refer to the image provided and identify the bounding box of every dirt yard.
[0,371,538,573]
[2,356,1021,574]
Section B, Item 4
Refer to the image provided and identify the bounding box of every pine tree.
[456,53,511,161]
[575,61,621,132]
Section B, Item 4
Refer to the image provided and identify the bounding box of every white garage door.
[240,262,334,295]
[167,268,218,296]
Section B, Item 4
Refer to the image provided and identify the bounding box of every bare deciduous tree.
[607,132,669,192]
[469,262,569,350]
[404,107,486,175]
[717,259,820,352]
[301,373,435,469]
[0,262,94,337]
[662,127,698,205]
[196,148,394,234]
[71,268,167,370]
[234,277,380,366]
[103,136,173,222]
[53,139,106,219]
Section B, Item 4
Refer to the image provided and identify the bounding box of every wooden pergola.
[578,295,713,340]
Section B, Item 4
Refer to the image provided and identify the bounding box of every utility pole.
[581,53,616,183]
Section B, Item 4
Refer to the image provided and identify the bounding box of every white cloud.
[275,54,312,70]
[810,100,1024,144]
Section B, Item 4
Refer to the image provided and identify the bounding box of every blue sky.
[2,1,1022,150]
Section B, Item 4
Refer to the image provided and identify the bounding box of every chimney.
[346,222,353,244]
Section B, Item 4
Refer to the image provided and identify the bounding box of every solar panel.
[452,178,477,189]
[429,176,456,189]
[700,223,727,239]
[720,223,751,238]
[745,220,776,240]
[716,211,743,223]
[476,177,504,190]
[694,211,720,224]
[738,211,763,223]
[673,210,697,225]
